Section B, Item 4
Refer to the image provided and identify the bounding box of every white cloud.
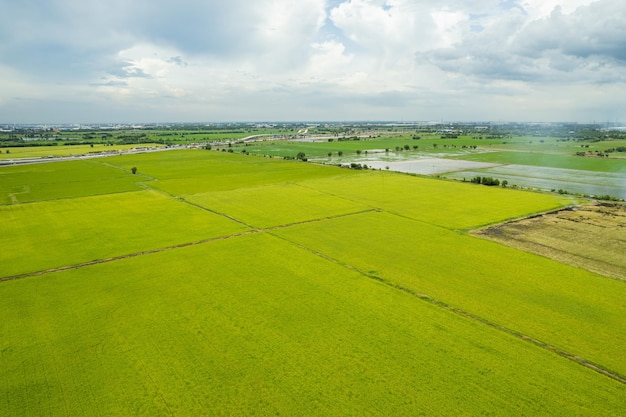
[520,0,597,20]
[422,0,626,86]
[0,0,624,123]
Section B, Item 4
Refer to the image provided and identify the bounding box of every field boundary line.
[0,230,258,283]
[94,160,159,182]
[479,233,626,282]
[292,181,457,230]
[0,209,378,284]
[459,204,578,234]
[471,203,626,282]
[265,208,381,231]
[178,196,255,228]
[134,181,257,228]
[289,180,381,209]
[271,233,626,386]
[137,180,381,230]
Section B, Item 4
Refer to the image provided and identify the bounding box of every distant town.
[2,121,626,139]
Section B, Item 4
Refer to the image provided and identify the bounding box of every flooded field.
[345,153,626,199]
[444,165,626,199]
[364,158,500,175]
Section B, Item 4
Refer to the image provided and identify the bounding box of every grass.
[186,182,371,228]
[273,210,626,377]
[0,160,144,204]
[0,190,248,278]
[299,170,570,229]
[106,150,357,195]
[1,149,624,415]
[1,233,625,416]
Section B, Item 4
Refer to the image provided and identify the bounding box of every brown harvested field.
[474,202,626,281]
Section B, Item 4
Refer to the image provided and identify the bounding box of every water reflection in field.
[359,157,626,199]
[445,165,626,199]
[364,158,500,175]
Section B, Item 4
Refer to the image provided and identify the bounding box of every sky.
[1,0,625,123]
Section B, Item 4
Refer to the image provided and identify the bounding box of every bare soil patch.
[474,202,626,281]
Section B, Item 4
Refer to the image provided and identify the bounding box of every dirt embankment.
[474,202,626,281]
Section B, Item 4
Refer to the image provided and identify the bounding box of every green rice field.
[1,149,625,415]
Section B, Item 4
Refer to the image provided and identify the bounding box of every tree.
[296,151,306,160]
[327,152,332,157]
[477,176,500,186]
[131,167,137,174]
[338,151,343,156]
[356,149,362,155]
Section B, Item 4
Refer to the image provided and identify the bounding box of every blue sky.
[0,0,624,123]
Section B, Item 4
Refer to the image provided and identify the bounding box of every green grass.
[273,210,626,377]
[106,150,357,195]
[1,149,624,415]
[0,160,143,204]
[0,190,248,277]
[1,233,624,416]
[186,182,371,228]
[300,171,570,229]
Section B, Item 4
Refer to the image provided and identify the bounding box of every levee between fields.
[473,202,626,281]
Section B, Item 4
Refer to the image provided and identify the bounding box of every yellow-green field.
[1,150,624,415]
[0,190,249,278]
[0,144,161,160]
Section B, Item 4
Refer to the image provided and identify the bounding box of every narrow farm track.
[271,233,626,387]
[132,179,257,229]
[0,208,379,284]
[265,207,381,231]
[0,230,257,283]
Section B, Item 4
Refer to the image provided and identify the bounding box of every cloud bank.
[0,0,624,123]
